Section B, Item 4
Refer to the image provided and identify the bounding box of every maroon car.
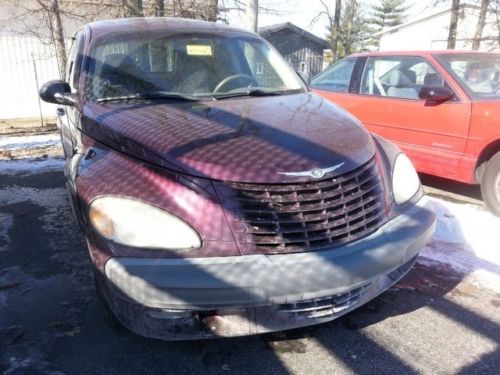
[39,18,435,340]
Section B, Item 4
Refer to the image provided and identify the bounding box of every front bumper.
[100,197,435,339]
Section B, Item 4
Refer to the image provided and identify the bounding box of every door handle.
[57,107,66,116]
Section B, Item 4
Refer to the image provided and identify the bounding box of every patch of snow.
[418,197,500,293]
[0,186,75,252]
[0,133,61,151]
[0,157,64,175]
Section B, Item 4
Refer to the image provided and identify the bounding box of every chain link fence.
[0,35,62,124]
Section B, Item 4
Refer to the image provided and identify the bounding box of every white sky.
[226,0,444,38]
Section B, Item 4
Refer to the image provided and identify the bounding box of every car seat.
[387,70,419,99]
[99,53,147,96]
[423,72,444,87]
[174,53,214,94]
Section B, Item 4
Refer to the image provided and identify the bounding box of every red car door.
[313,54,472,181]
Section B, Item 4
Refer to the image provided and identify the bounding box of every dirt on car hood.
[81,92,375,183]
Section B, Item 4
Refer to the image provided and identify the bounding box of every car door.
[310,57,365,111]
[343,55,472,179]
[57,32,85,181]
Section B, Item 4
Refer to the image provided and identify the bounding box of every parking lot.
[1,143,499,374]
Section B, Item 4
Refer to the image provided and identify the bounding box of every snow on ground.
[0,136,498,293]
[420,197,500,294]
[0,133,61,151]
[0,157,64,174]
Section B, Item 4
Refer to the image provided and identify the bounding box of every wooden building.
[259,22,330,79]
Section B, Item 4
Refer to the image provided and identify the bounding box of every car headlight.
[392,153,421,205]
[88,196,201,250]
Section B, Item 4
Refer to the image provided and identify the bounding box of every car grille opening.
[217,158,387,254]
[278,283,372,319]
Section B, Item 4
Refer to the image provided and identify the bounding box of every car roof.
[86,17,255,39]
[349,50,498,58]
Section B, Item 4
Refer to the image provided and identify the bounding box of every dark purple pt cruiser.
[39,18,436,340]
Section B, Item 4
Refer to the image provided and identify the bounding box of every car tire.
[480,152,500,217]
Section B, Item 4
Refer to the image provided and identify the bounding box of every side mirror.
[39,80,75,106]
[419,86,453,105]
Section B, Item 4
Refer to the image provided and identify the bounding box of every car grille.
[217,157,387,254]
[278,283,372,319]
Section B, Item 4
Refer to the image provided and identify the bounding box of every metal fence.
[0,35,61,122]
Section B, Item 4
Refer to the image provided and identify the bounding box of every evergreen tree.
[366,0,408,48]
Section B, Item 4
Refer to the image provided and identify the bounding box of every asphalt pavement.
[1,163,499,375]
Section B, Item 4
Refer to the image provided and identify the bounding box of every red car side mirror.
[419,86,454,105]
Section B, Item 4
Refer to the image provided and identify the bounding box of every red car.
[311,51,500,215]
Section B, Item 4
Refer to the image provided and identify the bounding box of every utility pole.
[245,0,258,32]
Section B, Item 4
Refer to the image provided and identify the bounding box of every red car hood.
[82,93,375,183]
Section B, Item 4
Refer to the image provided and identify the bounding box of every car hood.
[82,93,375,183]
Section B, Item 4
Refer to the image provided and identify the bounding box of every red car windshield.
[436,53,500,100]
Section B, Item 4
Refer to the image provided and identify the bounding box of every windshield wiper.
[212,89,287,100]
[97,91,199,103]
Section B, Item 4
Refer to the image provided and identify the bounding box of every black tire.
[480,152,500,217]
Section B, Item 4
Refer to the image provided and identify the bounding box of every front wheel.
[480,152,500,216]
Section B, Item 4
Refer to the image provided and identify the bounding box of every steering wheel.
[213,74,255,93]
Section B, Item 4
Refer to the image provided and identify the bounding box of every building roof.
[259,22,330,49]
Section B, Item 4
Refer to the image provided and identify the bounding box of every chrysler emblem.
[277,162,345,179]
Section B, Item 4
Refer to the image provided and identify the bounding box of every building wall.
[379,6,499,52]
[263,30,325,77]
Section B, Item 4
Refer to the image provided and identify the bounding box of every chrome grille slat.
[231,184,382,215]
[239,202,383,235]
[218,158,386,254]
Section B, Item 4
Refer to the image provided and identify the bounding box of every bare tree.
[0,0,124,78]
[331,0,341,61]
[472,0,490,50]
[313,0,342,62]
[36,0,68,78]
[123,0,142,17]
[344,0,356,56]
[207,0,218,21]
[147,0,165,16]
[447,0,460,49]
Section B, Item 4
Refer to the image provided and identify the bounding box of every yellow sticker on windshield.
[186,45,212,56]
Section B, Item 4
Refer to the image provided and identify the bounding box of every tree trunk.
[331,0,342,61]
[49,0,67,79]
[207,0,218,22]
[246,0,258,32]
[447,0,460,49]
[344,0,356,56]
[123,0,143,17]
[150,0,164,16]
[472,0,489,50]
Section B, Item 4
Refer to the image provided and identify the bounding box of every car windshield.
[435,53,500,100]
[84,31,305,102]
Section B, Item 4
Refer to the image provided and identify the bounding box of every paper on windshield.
[186,45,213,56]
